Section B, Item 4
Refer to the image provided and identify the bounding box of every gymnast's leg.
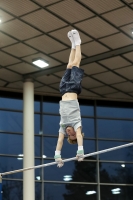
[67,31,76,69]
[71,29,82,68]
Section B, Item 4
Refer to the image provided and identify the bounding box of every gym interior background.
[0,0,133,200]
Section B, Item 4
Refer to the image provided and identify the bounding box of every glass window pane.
[2,180,23,200]
[35,114,40,134]
[80,105,94,116]
[0,111,23,132]
[44,183,97,200]
[97,106,133,118]
[44,159,96,183]
[0,133,22,155]
[43,137,96,158]
[100,185,133,200]
[2,181,41,200]
[98,141,133,161]
[82,118,95,138]
[43,115,60,135]
[97,119,133,140]
[43,102,59,113]
[100,162,133,184]
[34,101,40,112]
[0,97,23,110]
[35,136,41,157]
[35,182,41,200]
[35,159,42,182]
[0,134,41,156]
[0,157,41,180]
[0,156,23,179]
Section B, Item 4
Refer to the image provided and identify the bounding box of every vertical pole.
[94,101,101,200]
[23,79,35,200]
[40,96,44,200]
[0,174,2,200]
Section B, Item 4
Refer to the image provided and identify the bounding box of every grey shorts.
[59,100,82,134]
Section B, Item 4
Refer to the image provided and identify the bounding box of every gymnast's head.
[66,126,84,144]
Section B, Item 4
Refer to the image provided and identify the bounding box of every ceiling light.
[17,154,23,160]
[42,155,47,158]
[86,191,96,195]
[32,58,49,68]
[111,188,121,194]
[111,188,121,192]
[0,17,2,23]
[121,164,125,168]
[36,176,41,180]
[63,175,72,181]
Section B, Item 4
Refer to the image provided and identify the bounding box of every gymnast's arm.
[56,132,64,151]
[76,127,84,161]
[54,133,64,167]
[76,127,83,146]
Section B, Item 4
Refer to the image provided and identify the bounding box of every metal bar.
[1,142,133,176]
[0,174,2,200]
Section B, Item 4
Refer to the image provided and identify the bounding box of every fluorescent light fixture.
[121,164,125,167]
[36,176,41,180]
[63,175,72,181]
[42,155,47,158]
[111,188,121,192]
[113,191,120,194]
[0,19,1,23]
[86,191,96,195]
[111,188,121,194]
[32,58,49,68]
[17,154,23,160]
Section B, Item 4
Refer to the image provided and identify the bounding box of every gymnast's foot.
[71,29,81,46]
[67,31,75,49]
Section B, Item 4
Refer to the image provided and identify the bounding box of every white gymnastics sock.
[67,31,75,49]
[71,29,81,46]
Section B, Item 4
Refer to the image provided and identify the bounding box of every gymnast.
[54,29,84,167]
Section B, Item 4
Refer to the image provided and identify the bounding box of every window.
[44,160,96,182]
[100,185,133,200]
[43,115,60,135]
[82,118,95,138]
[97,119,133,140]
[44,183,97,200]
[98,141,133,161]
[100,162,133,184]
[43,102,59,114]
[0,97,22,110]
[0,133,22,155]
[97,106,133,118]
[0,91,133,200]
[0,111,23,132]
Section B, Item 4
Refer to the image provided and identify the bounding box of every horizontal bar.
[1,142,133,176]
